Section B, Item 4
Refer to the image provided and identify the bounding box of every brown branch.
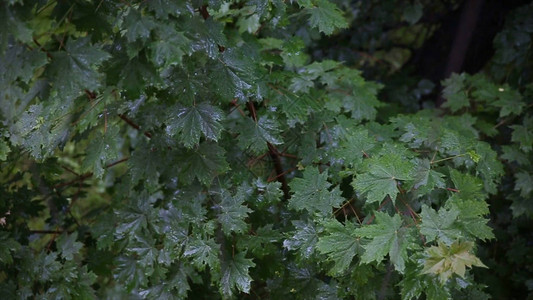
[53,157,129,190]
[268,143,290,200]
[119,114,152,138]
[246,101,290,200]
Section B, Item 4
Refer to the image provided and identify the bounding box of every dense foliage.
[0,0,531,299]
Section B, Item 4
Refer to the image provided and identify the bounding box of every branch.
[246,101,290,200]
[53,157,129,190]
[119,114,152,138]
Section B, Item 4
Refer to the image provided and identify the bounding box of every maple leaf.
[333,128,375,168]
[419,204,462,245]
[81,125,120,178]
[220,252,256,298]
[445,196,494,241]
[442,73,470,112]
[422,241,487,284]
[288,167,344,215]
[353,153,414,204]
[57,233,83,261]
[46,37,110,100]
[355,212,416,273]
[183,237,220,272]
[449,169,486,201]
[283,220,319,259]
[0,232,21,265]
[510,116,533,153]
[316,219,363,275]
[166,102,225,148]
[177,142,230,185]
[216,189,252,236]
[305,0,348,35]
[515,171,533,197]
[411,159,446,196]
[237,116,282,154]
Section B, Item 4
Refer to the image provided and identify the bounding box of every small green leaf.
[0,139,10,161]
[316,219,362,275]
[442,73,469,112]
[288,167,344,215]
[283,220,319,259]
[402,2,423,25]
[220,252,255,298]
[46,37,110,100]
[412,159,446,196]
[217,189,252,236]
[353,153,414,204]
[510,116,533,152]
[57,232,83,261]
[449,169,486,201]
[515,171,533,197]
[178,142,230,185]
[237,116,282,154]
[305,0,348,35]
[0,232,21,265]
[82,125,120,178]
[183,237,220,271]
[166,102,225,148]
[333,128,375,168]
[355,212,415,273]
[420,205,462,245]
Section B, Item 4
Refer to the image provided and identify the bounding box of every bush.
[1,0,531,299]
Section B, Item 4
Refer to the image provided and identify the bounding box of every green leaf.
[412,159,446,196]
[149,25,190,67]
[419,205,462,245]
[144,0,186,19]
[305,0,348,35]
[220,252,256,298]
[402,2,423,25]
[237,116,282,154]
[353,153,414,204]
[445,197,494,241]
[288,167,344,215]
[0,3,32,50]
[355,212,414,273]
[449,169,486,201]
[46,37,110,100]
[122,9,156,43]
[283,220,319,259]
[82,125,120,178]
[442,73,469,112]
[474,142,504,194]
[515,171,533,197]
[501,145,530,166]
[236,224,282,258]
[422,241,487,284]
[0,232,21,265]
[0,139,10,161]
[178,142,230,185]
[510,115,533,152]
[237,13,260,34]
[114,255,148,291]
[217,189,252,236]
[57,232,83,261]
[333,128,375,168]
[166,102,225,148]
[183,237,220,272]
[316,219,362,275]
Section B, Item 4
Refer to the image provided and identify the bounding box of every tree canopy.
[1,0,532,299]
